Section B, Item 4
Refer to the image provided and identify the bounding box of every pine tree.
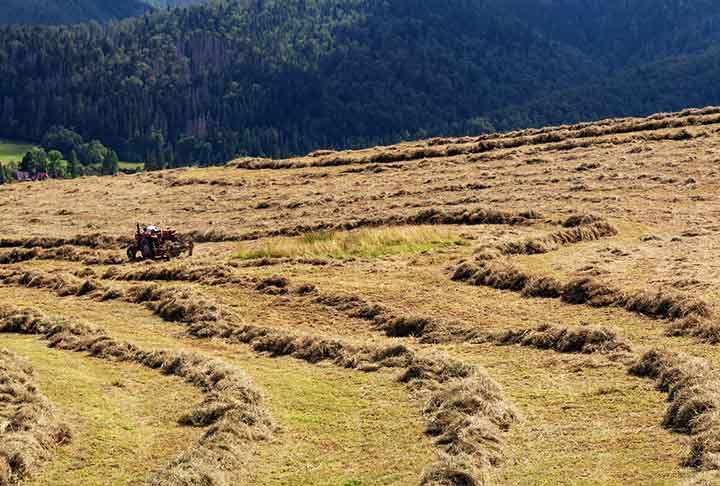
[68,150,80,178]
[103,150,120,176]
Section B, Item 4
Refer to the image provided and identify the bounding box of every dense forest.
[0,0,719,168]
[0,0,205,25]
[0,0,150,25]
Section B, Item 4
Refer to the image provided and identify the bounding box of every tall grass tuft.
[234,226,466,260]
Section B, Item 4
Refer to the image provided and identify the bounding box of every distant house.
[13,170,32,182]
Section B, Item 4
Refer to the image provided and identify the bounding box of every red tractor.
[127,224,194,261]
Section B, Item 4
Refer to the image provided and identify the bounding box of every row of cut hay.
[498,221,618,256]
[666,317,720,345]
[163,176,246,188]
[0,348,71,485]
[312,291,483,345]
[236,207,542,244]
[0,246,125,266]
[0,270,112,301]
[0,306,274,486]
[0,206,541,252]
[428,106,720,148]
[313,289,631,356]
[490,323,630,355]
[128,288,518,484]
[451,261,711,323]
[229,110,720,170]
[0,270,517,484]
[629,350,720,472]
[102,264,246,286]
[0,234,125,251]
[103,265,305,297]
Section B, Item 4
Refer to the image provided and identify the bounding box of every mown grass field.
[2,106,720,485]
[0,138,36,163]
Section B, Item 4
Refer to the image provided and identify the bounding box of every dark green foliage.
[42,127,83,157]
[102,150,119,175]
[46,150,68,178]
[0,163,10,183]
[20,148,48,174]
[0,0,720,167]
[0,0,600,166]
[68,151,80,179]
[0,0,151,25]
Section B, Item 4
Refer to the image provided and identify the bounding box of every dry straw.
[0,271,517,484]
[0,306,273,486]
[0,348,71,485]
[630,350,720,472]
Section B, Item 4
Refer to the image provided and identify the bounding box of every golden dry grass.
[4,108,720,484]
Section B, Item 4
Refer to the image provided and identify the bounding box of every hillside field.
[0,138,36,163]
[3,107,720,485]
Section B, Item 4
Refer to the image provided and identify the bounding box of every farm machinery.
[127,224,194,261]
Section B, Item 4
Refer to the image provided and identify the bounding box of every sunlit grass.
[234,226,468,260]
[119,161,145,171]
[0,138,37,163]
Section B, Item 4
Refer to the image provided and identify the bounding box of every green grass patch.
[119,161,144,171]
[0,138,37,163]
[0,334,203,486]
[234,226,468,260]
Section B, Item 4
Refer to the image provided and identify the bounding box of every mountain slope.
[489,46,720,130]
[492,0,720,67]
[1,0,720,166]
[0,0,602,165]
[0,0,152,25]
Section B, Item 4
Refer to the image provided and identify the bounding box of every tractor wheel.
[126,245,138,262]
[140,240,156,260]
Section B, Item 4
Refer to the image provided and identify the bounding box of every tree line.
[1,0,718,170]
[0,0,597,169]
[0,127,119,184]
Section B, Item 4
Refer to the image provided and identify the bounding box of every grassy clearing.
[234,226,467,260]
[0,138,36,163]
[119,161,144,171]
[0,334,203,486]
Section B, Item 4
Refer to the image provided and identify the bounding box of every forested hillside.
[497,0,720,66]
[0,0,719,167]
[0,0,599,166]
[0,0,151,25]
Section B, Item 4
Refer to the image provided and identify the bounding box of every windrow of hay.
[0,234,125,251]
[629,350,720,472]
[0,271,517,484]
[0,246,124,266]
[135,206,543,249]
[0,269,110,300]
[451,261,711,324]
[490,324,631,355]
[312,291,483,344]
[497,221,618,256]
[228,110,720,170]
[312,289,631,358]
[244,207,541,242]
[666,317,720,345]
[0,306,274,486]
[0,348,70,486]
[429,106,720,149]
[0,207,540,251]
[102,264,247,286]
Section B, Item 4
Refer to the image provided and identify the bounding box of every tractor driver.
[144,225,160,236]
